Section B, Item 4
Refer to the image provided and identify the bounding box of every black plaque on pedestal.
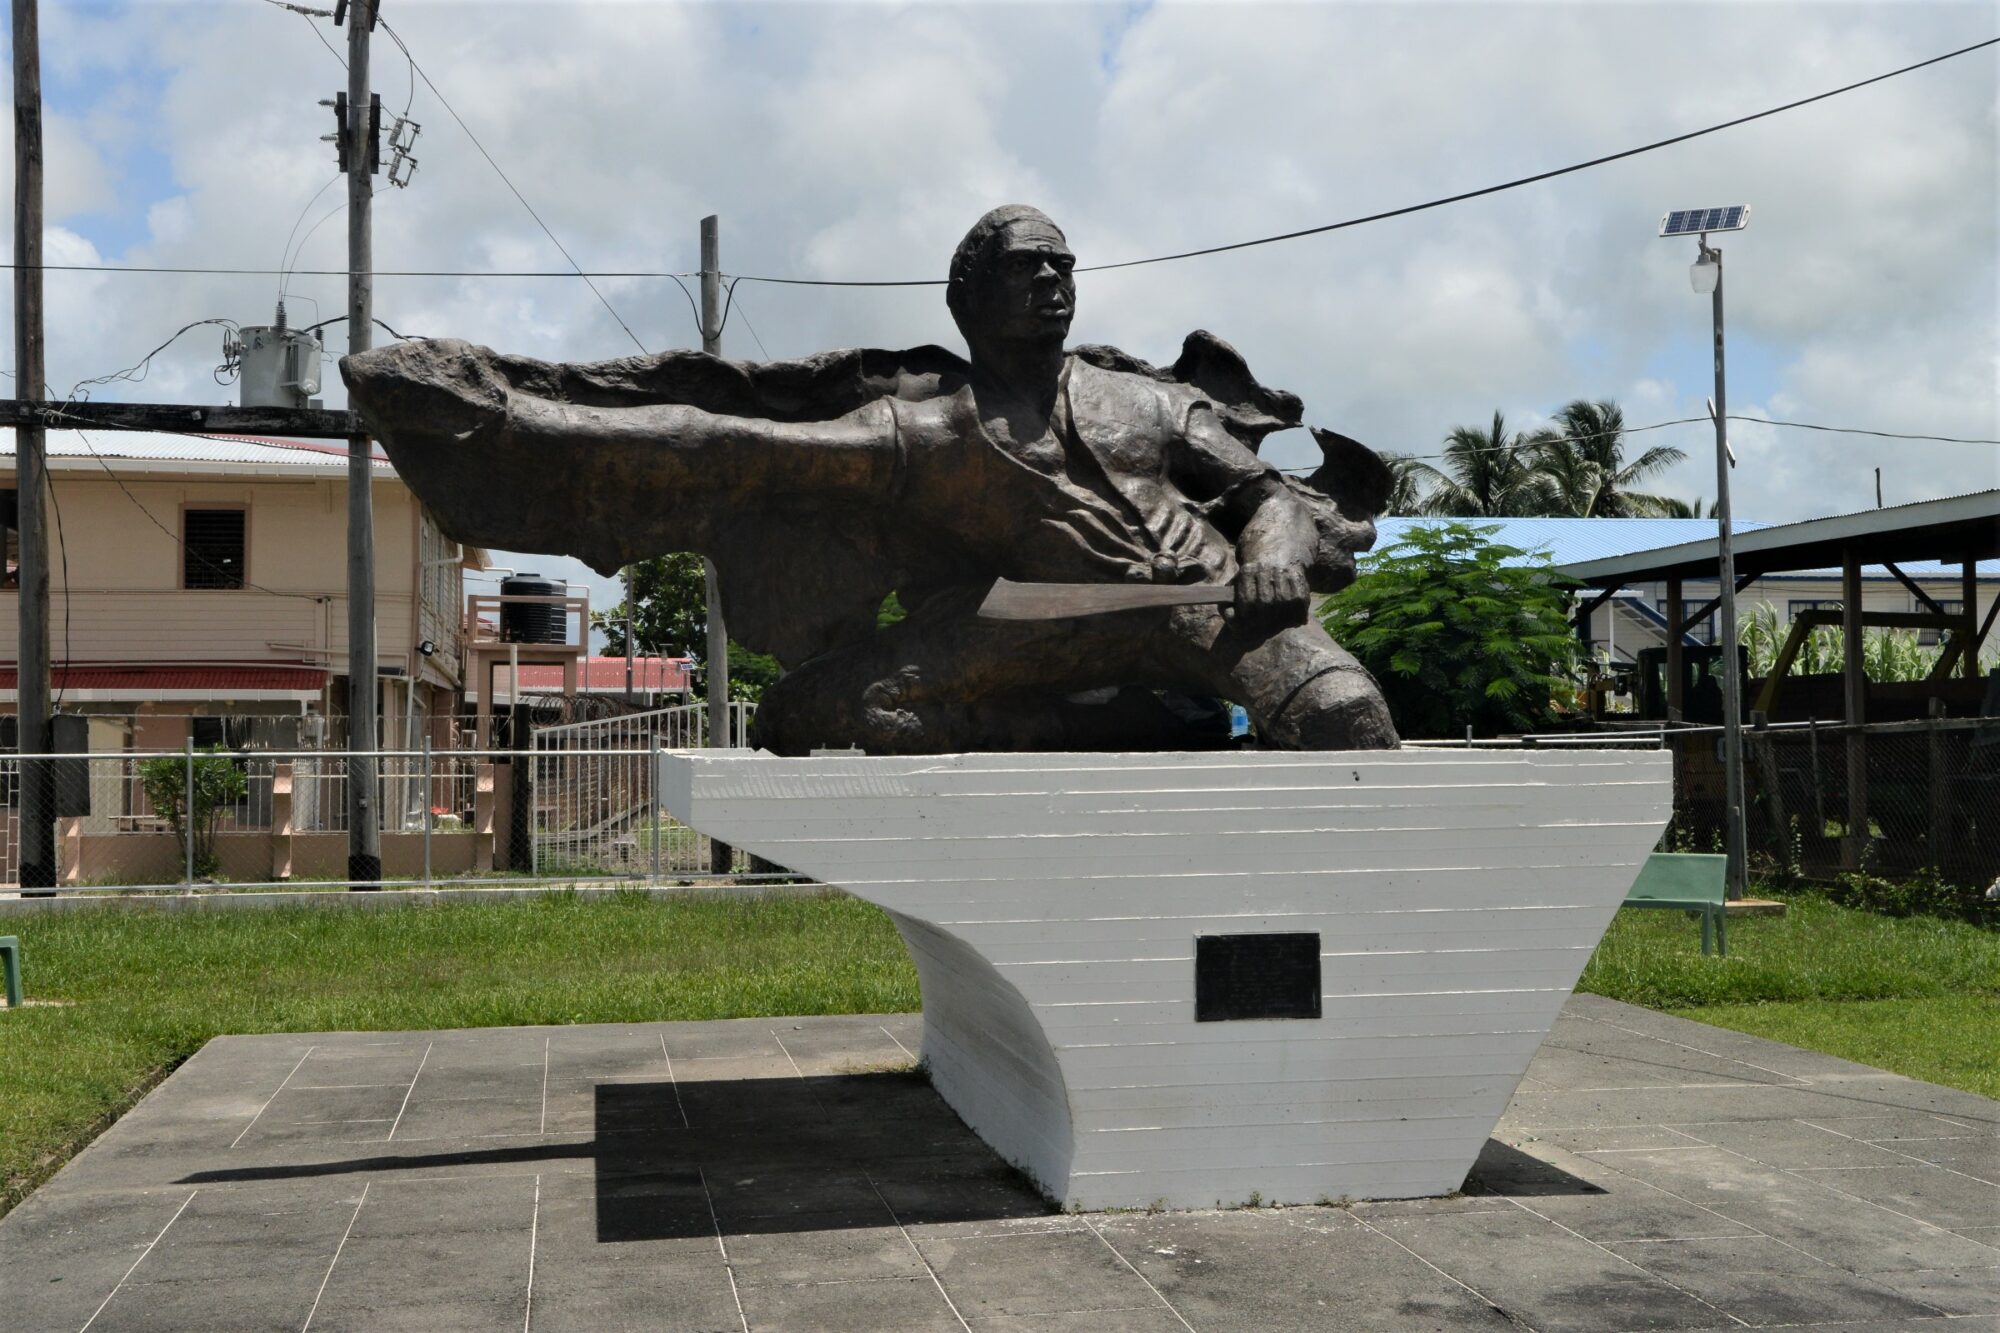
[1194,932,1322,1022]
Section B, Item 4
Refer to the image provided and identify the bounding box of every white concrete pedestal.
[662,749,1672,1210]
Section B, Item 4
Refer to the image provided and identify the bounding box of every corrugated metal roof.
[1373,514,1997,580]
[1552,489,2000,584]
[0,427,392,473]
[1374,517,1773,568]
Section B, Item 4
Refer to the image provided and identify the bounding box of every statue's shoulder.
[1066,350,1195,433]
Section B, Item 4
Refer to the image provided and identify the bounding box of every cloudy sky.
[16,1,1999,617]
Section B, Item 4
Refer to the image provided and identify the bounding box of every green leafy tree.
[595,553,781,702]
[595,553,708,657]
[1413,412,1557,517]
[138,746,247,879]
[1534,400,1686,517]
[1320,522,1580,738]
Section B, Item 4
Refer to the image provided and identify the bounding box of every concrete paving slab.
[1575,1144,2000,1274]
[1658,1117,1928,1170]
[1855,1260,2000,1317]
[1597,1235,1944,1326]
[1368,1205,1725,1332]
[3,995,1995,1332]
[1092,1207,1519,1331]
[1879,1134,2000,1183]
[736,1275,963,1333]
[1786,1163,2000,1233]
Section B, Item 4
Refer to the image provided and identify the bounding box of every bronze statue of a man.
[343,205,1399,754]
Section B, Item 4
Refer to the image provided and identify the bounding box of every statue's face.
[970,219,1076,346]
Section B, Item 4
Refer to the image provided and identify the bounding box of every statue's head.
[947,205,1075,356]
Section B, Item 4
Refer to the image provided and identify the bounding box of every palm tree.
[1655,495,1718,519]
[1375,451,1431,516]
[1415,412,1556,517]
[1534,400,1687,517]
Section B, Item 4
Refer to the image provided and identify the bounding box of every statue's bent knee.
[1264,663,1399,750]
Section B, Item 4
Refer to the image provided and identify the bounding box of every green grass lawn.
[1,887,1993,1223]
[0,890,919,1216]
[1579,893,2000,1098]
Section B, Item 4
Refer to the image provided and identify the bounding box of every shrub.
[136,746,247,879]
[1320,521,1579,738]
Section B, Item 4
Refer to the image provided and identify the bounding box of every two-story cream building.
[0,429,476,754]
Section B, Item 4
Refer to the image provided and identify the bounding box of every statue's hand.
[342,338,509,443]
[1233,560,1310,630]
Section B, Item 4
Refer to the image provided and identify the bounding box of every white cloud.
[3,0,1990,536]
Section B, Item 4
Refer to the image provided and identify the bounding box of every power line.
[23,35,1992,290]
[66,318,240,401]
[292,7,346,70]
[1282,413,2000,472]
[275,173,343,298]
[377,17,650,355]
[0,262,699,278]
[725,35,2000,288]
[730,286,772,360]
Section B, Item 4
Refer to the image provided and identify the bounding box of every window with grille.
[183,508,246,589]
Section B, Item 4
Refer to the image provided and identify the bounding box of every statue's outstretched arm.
[341,339,900,573]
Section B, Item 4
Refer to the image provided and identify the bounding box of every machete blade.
[976,578,1236,621]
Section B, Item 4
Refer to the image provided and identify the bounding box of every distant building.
[464,655,695,709]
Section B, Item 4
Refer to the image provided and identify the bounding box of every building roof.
[1553,490,2000,586]
[0,663,328,702]
[0,428,394,477]
[1374,517,1772,568]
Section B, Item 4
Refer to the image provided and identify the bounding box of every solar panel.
[1659,205,1750,237]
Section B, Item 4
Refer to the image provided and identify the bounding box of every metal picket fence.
[0,699,769,894]
[529,702,754,879]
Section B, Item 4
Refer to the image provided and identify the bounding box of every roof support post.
[1841,549,1867,870]
[1962,553,1979,681]
[1665,578,1684,721]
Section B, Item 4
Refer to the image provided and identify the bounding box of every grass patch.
[0,890,918,1216]
[1580,892,1999,1098]
[1667,995,2000,1100]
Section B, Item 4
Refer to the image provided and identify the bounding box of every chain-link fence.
[1661,717,2000,887]
[0,700,767,893]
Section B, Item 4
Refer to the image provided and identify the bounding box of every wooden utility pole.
[12,0,53,891]
[700,215,732,873]
[343,0,382,886]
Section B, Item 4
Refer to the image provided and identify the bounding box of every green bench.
[0,935,19,1007]
[1624,853,1728,956]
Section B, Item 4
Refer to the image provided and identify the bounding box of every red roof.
[511,656,693,692]
[0,664,328,693]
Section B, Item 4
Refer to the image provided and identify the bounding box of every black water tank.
[500,573,566,644]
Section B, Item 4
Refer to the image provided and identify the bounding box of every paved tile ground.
[2,994,1993,1331]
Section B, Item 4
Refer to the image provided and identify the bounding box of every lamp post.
[1662,206,1750,900]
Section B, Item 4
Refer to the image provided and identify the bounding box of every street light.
[1659,205,1751,901]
